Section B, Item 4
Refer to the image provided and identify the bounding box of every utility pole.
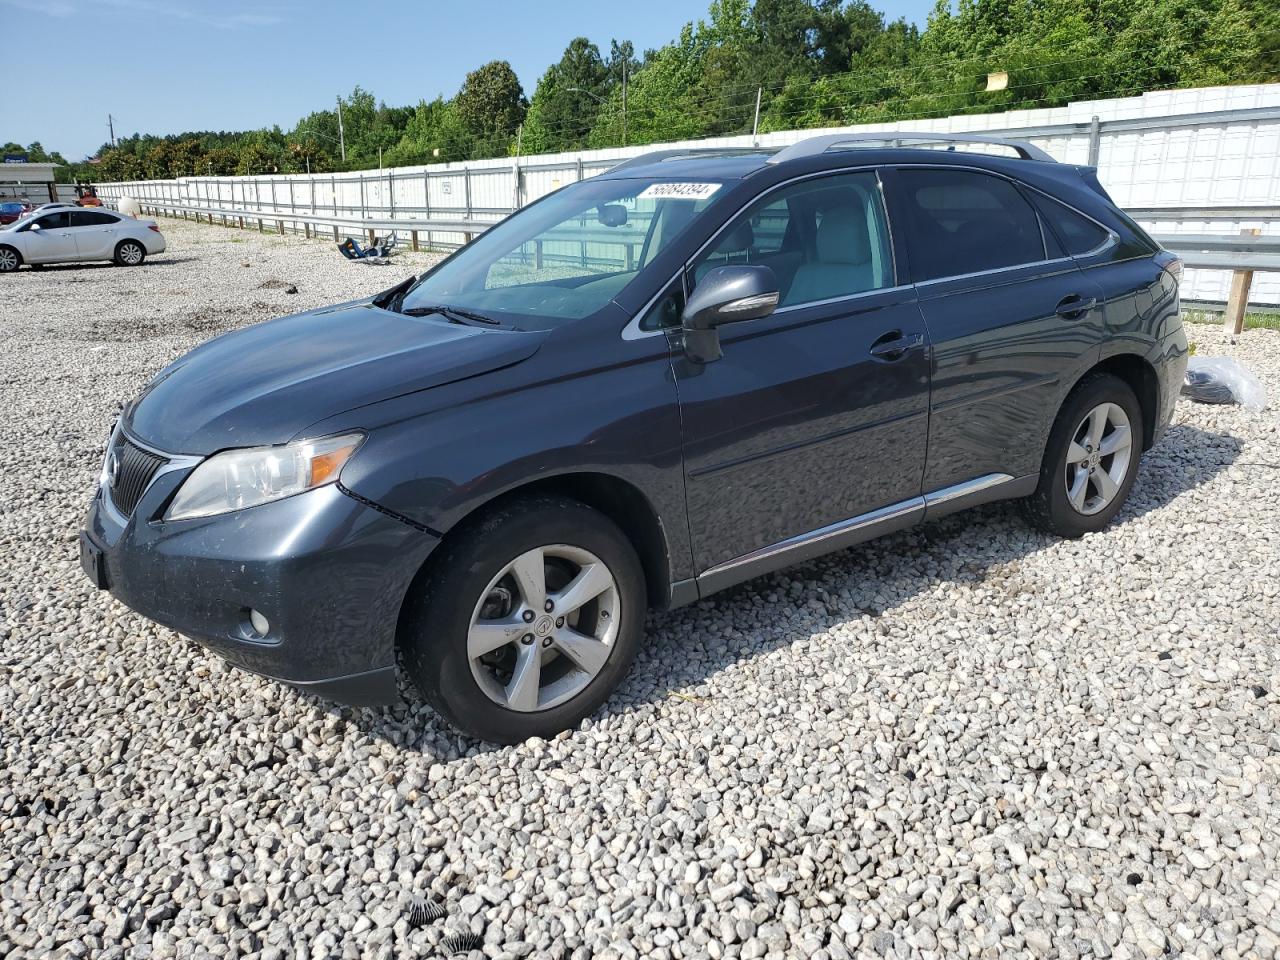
[752,86,762,145]
[336,96,346,163]
[107,114,116,147]
[622,60,628,146]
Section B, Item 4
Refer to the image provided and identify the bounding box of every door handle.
[869,331,924,361]
[1055,294,1097,319]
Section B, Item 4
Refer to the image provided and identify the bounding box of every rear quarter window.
[1031,193,1111,256]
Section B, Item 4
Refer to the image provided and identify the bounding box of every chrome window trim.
[894,163,1120,284]
[621,163,895,341]
[699,473,1017,579]
[771,283,913,316]
[621,160,1129,340]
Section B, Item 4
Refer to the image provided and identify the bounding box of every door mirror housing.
[681,264,779,362]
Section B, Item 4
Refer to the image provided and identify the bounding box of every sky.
[3,0,938,160]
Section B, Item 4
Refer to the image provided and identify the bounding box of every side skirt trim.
[692,472,1027,600]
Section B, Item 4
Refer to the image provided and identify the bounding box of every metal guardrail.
[1153,230,1278,333]
[1154,233,1280,271]
[124,197,500,250]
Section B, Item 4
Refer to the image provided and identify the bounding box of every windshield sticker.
[637,182,722,201]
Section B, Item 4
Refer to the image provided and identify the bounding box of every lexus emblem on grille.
[107,451,120,489]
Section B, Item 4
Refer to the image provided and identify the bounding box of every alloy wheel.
[120,243,143,265]
[1064,401,1133,515]
[0,249,17,272]
[467,544,620,712]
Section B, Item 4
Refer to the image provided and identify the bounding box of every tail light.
[1161,256,1183,281]
[147,224,160,233]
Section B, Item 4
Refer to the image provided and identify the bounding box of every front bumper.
[81,461,438,706]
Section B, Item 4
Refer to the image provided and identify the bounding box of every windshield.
[400,177,729,327]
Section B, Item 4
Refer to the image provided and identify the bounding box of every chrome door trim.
[699,496,925,580]
[923,472,1014,506]
[700,472,1019,580]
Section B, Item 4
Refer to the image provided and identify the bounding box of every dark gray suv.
[81,133,1188,742]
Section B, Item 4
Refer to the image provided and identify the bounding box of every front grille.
[108,437,168,517]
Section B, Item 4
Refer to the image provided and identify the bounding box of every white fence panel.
[96,83,1280,306]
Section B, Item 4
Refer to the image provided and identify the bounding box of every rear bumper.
[143,234,166,254]
[82,469,437,707]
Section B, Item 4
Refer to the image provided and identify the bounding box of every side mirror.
[27,222,41,231]
[681,264,779,363]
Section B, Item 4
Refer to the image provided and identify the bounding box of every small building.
[0,162,61,202]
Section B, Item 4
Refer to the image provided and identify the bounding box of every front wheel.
[0,246,21,272]
[1023,372,1143,538]
[114,240,145,266]
[401,496,647,743]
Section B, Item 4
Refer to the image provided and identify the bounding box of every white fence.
[96,83,1280,307]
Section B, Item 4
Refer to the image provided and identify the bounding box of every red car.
[0,201,33,225]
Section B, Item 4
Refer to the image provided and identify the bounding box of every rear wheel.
[114,240,145,266]
[401,496,647,743]
[1023,373,1143,537]
[0,246,20,272]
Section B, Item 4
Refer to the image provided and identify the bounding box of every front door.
[675,169,931,579]
[25,211,78,262]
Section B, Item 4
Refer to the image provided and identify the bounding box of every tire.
[1023,372,1143,538]
[401,495,647,743]
[114,240,146,266]
[0,246,21,273]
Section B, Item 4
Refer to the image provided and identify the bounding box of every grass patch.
[1183,309,1280,331]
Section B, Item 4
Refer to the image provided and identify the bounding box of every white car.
[0,208,166,271]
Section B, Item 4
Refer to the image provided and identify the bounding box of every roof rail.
[608,148,762,174]
[767,132,1056,165]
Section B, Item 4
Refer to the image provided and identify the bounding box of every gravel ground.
[2,218,1278,960]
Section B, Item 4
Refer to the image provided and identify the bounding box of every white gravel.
[2,218,1278,960]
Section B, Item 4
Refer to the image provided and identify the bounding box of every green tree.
[454,60,527,157]
[523,38,610,153]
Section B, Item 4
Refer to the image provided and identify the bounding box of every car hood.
[126,301,545,454]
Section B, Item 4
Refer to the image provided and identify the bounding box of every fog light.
[248,609,270,637]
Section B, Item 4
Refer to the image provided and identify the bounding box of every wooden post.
[1223,228,1260,335]
[411,230,419,252]
[277,220,285,235]
[333,225,339,242]
[258,218,264,233]
[535,239,543,270]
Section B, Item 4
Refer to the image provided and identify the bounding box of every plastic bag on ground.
[1181,356,1266,410]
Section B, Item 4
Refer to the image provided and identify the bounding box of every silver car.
[0,208,166,271]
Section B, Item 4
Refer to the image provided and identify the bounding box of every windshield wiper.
[402,304,501,326]
[374,274,417,312]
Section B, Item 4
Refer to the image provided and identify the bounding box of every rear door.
[675,169,931,577]
[24,211,77,262]
[68,209,120,259]
[886,166,1107,494]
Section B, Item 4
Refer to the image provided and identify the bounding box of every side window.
[898,169,1045,282]
[34,212,70,229]
[690,171,892,309]
[1032,193,1111,256]
[70,210,118,227]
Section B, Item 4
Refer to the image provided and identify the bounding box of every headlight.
[164,432,364,521]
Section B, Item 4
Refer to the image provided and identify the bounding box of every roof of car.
[599,135,1067,182]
